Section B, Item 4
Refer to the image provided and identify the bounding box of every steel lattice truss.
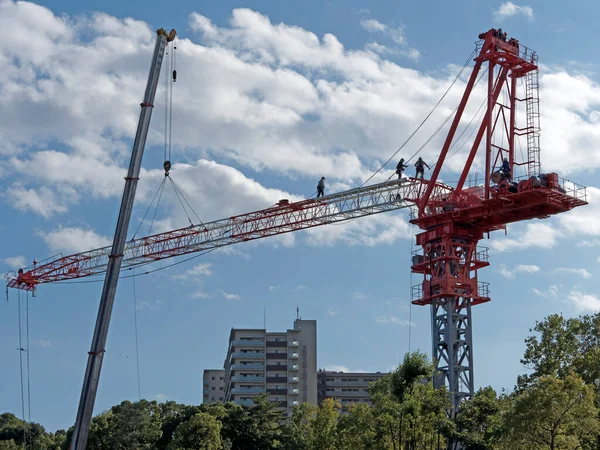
[7,177,453,291]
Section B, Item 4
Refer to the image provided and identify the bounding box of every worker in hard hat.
[317,177,326,198]
[415,157,430,179]
[396,158,408,179]
[500,158,511,179]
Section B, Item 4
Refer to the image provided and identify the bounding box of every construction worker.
[317,177,326,198]
[415,157,430,179]
[396,158,408,179]
[500,158,511,179]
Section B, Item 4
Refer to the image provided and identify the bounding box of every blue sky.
[1,0,600,432]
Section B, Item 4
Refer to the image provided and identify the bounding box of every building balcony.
[289,388,299,395]
[289,353,299,359]
[267,389,288,396]
[266,365,288,372]
[231,387,265,394]
[325,381,370,387]
[231,376,264,383]
[288,341,299,347]
[289,364,299,371]
[289,376,299,383]
[231,352,265,359]
[233,399,255,407]
[290,400,300,407]
[325,390,369,397]
[267,376,287,383]
[266,341,287,348]
[230,363,264,370]
[231,340,264,347]
[266,353,287,360]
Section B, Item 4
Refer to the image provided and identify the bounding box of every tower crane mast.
[5,28,588,424]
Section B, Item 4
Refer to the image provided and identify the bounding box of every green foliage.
[453,386,507,449]
[3,313,600,450]
[507,373,600,450]
[518,313,600,393]
[168,412,222,450]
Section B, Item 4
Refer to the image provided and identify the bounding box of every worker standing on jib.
[396,158,408,179]
[415,157,430,179]
[317,177,326,197]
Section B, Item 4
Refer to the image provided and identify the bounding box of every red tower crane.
[5,28,588,429]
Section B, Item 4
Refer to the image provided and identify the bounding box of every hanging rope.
[26,291,31,424]
[408,211,416,352]
[131,177,167,240]
[168,177,203,224]
[132,271,141,401]
[17,290,27,449]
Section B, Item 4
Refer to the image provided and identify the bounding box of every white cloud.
[31,339,53,348]
[172,263,213,280]
[531,284,560,298]
[493,2,534,22]
[360,19,386,33]
[190,290,212,299]
[323,364,367,373]
[577,239,600,247]
[376,316,415,327]
[490,223,558,252]
[352,292,371,301]
[3,255,27,270]
[555,268,592,279]
[1,3,599,255]
[39,227,111,253]
[499,263,541,279]
[567,290,600,312]
[327,306,337,316]
[359,18,420,60]
[219,289,241,300]
[154,394,169,402]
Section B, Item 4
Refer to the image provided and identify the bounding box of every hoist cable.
[168,177,203,224]
[132,271,141,401]
[17,290,27,449]
[26,291,31,424]
[132,177,167,240]
[168,177,194,226]
[148,180,166,236]
[358,47,477,188]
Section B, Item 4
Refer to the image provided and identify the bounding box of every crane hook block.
[163,160,172,176]
[173,69,177,82]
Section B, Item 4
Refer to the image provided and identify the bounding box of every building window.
[212,387,215,391]
[220,377,224,380]
[212,377,215,380]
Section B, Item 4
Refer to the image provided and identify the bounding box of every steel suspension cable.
[359,47,477,187]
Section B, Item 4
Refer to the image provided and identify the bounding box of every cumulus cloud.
[568,290,600,312]
[493,2,534,22]
[323,364,367,373]
[39,227,111,253]
[3,255,27,270]
[219,289,241,300]
[490,223,559,252]
[359,18,420,60]
[1,2,599,255]
[554,267,592,279]
[172,263,213,280]
[498,264,541,279]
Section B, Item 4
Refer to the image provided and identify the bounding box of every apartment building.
[317,370,386,411]
[222,319,317,415]
[203,369,226,404]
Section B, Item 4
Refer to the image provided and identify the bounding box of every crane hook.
[163,160,171,176]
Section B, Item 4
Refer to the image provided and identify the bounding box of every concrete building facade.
[222,319,317,415]
[317,370,386,411]
[203,369,226,404]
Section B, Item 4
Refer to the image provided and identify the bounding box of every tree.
[310,398,340,450]
[281,403,316,450]
[390,351,432,403]
[0,413,56,450]
[518,313,600,393]
[157,401,201,450]
[506,373,600,450]
[453,386,507,450]
[337,403,377,450]
[168,412,222,450]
